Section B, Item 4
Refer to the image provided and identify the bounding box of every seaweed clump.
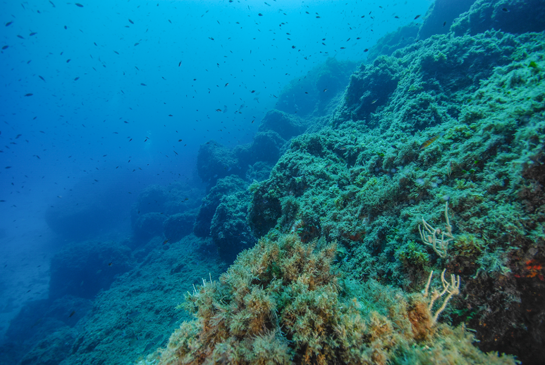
[148,234,515,365]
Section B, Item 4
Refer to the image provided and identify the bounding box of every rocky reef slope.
[146,1,545,364]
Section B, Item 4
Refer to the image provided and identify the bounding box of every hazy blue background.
[0,0,431,338]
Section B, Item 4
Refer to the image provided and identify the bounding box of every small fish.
[69,310,76,317]
[502,7,509,12]
[128,19,134,24]
[1,45,8,50]
[216,109,222,112]
[414,14,421,20]
[134,42,139,46]
[5,21,13,27]
[29,32,37,36]
[24,93,33,97]
[49,1,56,7]
[163,239,169,245]
[364,49,368,52]
[443,21,446,26]
[178,61,181,67]
[420,133,444,150]
[75,3,83,7]
[66,59,71,63]
[15,134,22,139]
[140,83,146,86]
[17,35,24,39]
[74,77,79,81]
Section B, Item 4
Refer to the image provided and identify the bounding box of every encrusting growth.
[419,202,454,258]
[144,234,515,365]
[423,269,461,325]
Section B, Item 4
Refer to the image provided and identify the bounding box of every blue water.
[0,0,431,361]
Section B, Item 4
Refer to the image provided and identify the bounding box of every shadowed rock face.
[194,175,247,238]
[49,240,133,299]
[132,212,166,243]
[258,109,306,141]
[196,140,239,185]
[210,190,256,263]
[163,212,195,243]
[130,183,203,244]
[418,0,475,40]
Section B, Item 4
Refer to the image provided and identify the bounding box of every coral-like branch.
[418,202,454,258]
[423,269,461,325]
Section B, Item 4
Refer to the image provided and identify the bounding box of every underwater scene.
[1,0,544,364]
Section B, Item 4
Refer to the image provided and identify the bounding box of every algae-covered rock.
[367,23,419,63]
[130,183,204,244]
[246,30,545,363]
[452,0,545,36]
[151,234,516,365]
[258,110,306,141]
[194,175,247,238]
[19,326,78,365]
[59,235,226,365]
[210,190,256,263]
[250,130,286,163]
[196,140,239,184]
